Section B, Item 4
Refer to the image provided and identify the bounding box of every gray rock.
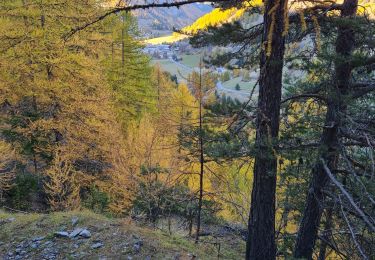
[127,257,133,260]
[44,241,53,246]
[54,231,69,238]
[8,252,13,256]
[69,228,83,238]
[91,242,104,249]
[71,217,79,226]
[31,243,39,249]
[187,253,197,259]
[133,243,141,253]
[32,236,45,242]
[78,229,91,238]
[7,217,16,222]
[133,239,143,253]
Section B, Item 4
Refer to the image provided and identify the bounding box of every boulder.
[69,228,83,238]
[91,242,104,249]
[78,229,91,238]
[54,231,69,238]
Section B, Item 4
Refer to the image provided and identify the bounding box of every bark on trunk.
[294,1,358,258]
[246,0,287,259]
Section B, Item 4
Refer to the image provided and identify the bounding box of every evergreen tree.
[104,12,156,127]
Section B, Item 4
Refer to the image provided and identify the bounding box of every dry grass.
[0,210,245,259]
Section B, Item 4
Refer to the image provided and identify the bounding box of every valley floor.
[0,210,245,260]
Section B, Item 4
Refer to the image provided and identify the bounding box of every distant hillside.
[144,7,246,45]
[181,7,245,34]
[134,3,213,37]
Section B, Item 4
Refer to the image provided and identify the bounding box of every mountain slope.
[181,7,245,34]
[144,7,246,44]
[134,3,213,37]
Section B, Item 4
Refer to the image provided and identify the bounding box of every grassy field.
[151,54,203,83]
[151,59,192,83]
[222,77,257,92]
[0,210,245,259]
[180,54,201,68]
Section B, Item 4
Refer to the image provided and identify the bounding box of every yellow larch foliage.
[0,0,135,212]
[0,141,15,200]
[181,8,246,35]
[44,151,82,211]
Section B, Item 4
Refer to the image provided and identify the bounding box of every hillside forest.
[0,0,375,259]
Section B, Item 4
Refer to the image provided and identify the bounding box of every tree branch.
[350,82,375,99]
[281,94,327,104]
[339,196,369,260]
[321,159,375,233]
[64,0,224,40]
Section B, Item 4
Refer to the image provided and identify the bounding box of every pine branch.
[64,0,224,40]
[281,94,327,104]
[322,159,375,233]
[350,81,375,99]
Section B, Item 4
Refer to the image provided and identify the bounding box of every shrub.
[8,172,39,210]
[83,186,110,214]
[133,166,222,229]
[44,152,81,211]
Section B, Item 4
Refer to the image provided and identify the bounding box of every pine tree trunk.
[294,1,358,258]
[195,62,204,244]
[246,0,287,259]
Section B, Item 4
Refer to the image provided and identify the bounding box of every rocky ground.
[0,210,245,260]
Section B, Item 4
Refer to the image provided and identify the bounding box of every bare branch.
[64,0,224,40]
[350,82,375,99]
[321,159,375,233]
[281,94,327,104]
[339,196,369,260]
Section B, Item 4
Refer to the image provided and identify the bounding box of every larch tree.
[104,11,155,127]
[0,0,136,212]
[181,63,217,243]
